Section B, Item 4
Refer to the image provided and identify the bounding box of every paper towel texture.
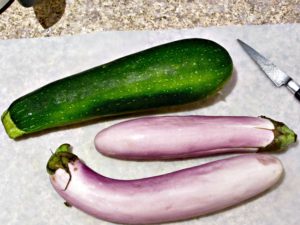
[0,24,299,225]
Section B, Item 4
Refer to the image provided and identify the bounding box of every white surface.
[0,24,299,225]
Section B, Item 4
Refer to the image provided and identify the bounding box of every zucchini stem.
[1,111,25,139]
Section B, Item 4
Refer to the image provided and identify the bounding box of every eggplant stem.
[46,144,78,190]
[259,116,297,152]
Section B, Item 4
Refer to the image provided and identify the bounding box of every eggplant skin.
[94,115,297,160]
[2,38,233,139]
[48,145,283,224]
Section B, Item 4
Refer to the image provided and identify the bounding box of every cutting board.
[0,24,299,225]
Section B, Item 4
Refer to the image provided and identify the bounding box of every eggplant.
[94,115,296,160]
[47,144,283,224]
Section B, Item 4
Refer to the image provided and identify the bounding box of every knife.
[0,0,13,14]
[0,0,37,14]
[237,39,300,102]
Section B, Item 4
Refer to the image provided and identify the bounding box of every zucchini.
[2,39,233,139]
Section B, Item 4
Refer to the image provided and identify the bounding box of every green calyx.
[46,143,78,175]
[47,144,78,190]
[261,116,297,152]
[1,110,26,139]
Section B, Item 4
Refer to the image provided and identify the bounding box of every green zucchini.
[2,39,233,139]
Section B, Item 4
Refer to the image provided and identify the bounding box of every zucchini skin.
[2,39,233,138]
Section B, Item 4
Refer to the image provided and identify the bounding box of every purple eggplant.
[47,144,283,224]
[94,116,296,160]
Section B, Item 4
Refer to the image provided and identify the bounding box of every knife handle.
[287,79,300,102]
[295,89,300,102]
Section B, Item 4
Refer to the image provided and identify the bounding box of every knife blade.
[0,0,37,14]
[237,39,300,102]
[0,0,14,14]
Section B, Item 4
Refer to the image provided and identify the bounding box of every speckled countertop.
[0,0,300,39]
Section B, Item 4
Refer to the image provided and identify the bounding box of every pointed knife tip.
[237,39,249,49]
[236,39,243,44]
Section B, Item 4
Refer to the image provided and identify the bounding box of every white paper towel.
[0,24,299,225]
